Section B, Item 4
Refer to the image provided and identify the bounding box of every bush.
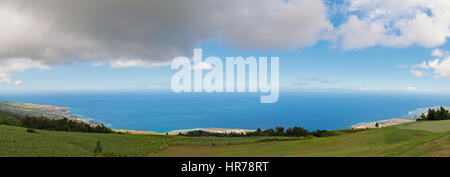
[93,140,102,154]
[26,128,37,133]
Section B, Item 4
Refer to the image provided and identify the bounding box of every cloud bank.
[0,58,49,84]
[0,0,330,65]
[333,0,450,49]
[411,49,450,79]
[2,0,450,84]
[0,0,333,84]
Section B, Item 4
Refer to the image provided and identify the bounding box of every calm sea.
[1,91,450,132]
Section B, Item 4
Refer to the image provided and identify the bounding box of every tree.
[255,128,262,136]
[428,109,436,120]
[418,113,427,121]
[417,107,450,121]
[375,123,379,128]
[275,126,285,136]
[438,107,450,120]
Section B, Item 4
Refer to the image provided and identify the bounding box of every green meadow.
[0,120,449,157]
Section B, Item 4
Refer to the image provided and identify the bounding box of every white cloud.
[432,48,444,57]
[191,62,214,71]
[334,0,450,49]
[336,15,386,50]
[360,87,380,91]
[109,59,169,68]
[148,84,161,89]
[414,61,430,69]
[91,62,103,67]
[405,86,417,91]
[123,85,136,89]
[410,69,424,77]
[411,49,450,79]
[0,58,50,84]
[397,64,408,69]
[426,57,450,79]
[13,80,22,85]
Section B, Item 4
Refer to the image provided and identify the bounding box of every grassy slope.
[0,124,296,157]
[151,121,450,157]
[396,120,450,133]
[0,110,21,125]
[0,120,449,157]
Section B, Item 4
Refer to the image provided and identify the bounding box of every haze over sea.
[2,91,450,133]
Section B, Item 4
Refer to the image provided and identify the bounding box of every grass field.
[397,120,450,133]
[0,124,298,157]
[0,120,449,157]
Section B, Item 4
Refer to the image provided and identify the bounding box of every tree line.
[417,107,450,121]
[180,126,336,138]
[21,116,112,133]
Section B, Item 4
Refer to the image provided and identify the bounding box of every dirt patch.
[403,135,450,157]
[420,135,450,157]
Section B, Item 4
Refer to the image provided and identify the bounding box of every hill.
[0,120,449,157]
[151,120,450,157]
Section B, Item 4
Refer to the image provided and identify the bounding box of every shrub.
[93,140,103,154]
[26,128,37,133]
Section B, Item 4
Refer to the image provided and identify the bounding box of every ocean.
[1,91,450,133]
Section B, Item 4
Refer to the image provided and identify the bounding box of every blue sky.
[5,41,449,93]
[1,0,450,94]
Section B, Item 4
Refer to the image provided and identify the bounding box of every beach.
[350,118,415,129]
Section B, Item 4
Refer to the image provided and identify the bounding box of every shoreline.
[0,100,430,134]
[350,118,415,129]
[113,128,256,135]
[0,101,99,126]
[113,129,164,135]
[168,128,256,135]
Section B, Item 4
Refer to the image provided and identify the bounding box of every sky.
[1,0,450,94]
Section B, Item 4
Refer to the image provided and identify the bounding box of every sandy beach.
[113,129,165,135]
[350,118,415,129]
[168,128,256,135]
[112,128,256,135]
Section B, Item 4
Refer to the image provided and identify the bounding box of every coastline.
[349,106,450,129]
[0,101,99,126]
[115,118,417,135]
[113,128,256,135]
[0,100,431,134]
[350,118,415,129]
[113,129,164,135]
[168,128,256,135]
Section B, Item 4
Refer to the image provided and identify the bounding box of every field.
[0,120,449,157]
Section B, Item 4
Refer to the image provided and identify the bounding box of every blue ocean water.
[1,91,450,132]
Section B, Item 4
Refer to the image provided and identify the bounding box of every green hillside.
[0,110,21,126]
[0,118,449,157]
[0,124,298,157]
